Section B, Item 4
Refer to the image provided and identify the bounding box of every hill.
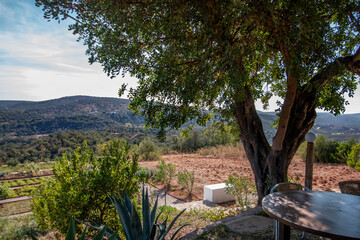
[0,95,359,142]
[0,96,145,137]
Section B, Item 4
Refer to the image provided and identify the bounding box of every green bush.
[23,162,41,176]
[137,138,159,160]
[314,135,340,163]
[153,159,175,187]
[6,159,19,167]
[178,170,195,195]
[337,138,357,163]
[347,142,360,171]
[178,130,204,153]
[136,166,156,183]
[225,174,254,209]
[31,140,141,233]
[0,183,15,200]
[299,135,356,163]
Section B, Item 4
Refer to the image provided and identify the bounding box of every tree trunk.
[234,87,317,205]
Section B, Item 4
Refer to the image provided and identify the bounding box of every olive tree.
[36,0,360,203]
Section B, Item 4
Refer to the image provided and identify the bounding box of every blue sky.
[0,0,359,114]
[0,0,137,102]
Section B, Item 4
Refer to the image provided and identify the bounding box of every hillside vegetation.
[1,96,360,142]
[1,95,360,165]
[0,96,145,137]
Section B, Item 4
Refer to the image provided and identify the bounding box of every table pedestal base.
[276,222,290,240]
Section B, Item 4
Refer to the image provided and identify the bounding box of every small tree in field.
[178,170,195,196]
[31,140,141,233]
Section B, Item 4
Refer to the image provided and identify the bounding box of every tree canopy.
[36,0,360,203]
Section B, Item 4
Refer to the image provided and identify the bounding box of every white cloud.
[0,0,138,101]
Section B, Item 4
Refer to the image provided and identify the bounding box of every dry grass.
[197,145,246,158]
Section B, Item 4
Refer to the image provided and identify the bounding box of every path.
[145,184,217,211]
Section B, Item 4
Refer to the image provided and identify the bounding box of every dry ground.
[139,152,360,202]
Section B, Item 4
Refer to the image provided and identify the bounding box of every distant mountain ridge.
[0,95,359,141]
[0,96,130,115]
[0,96,144,137]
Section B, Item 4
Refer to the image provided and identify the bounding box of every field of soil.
[139,153,360,202]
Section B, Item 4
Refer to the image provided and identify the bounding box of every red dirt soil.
[139,154,360,202]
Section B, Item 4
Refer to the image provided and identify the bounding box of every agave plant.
[109,187,186,240]
[32,187,185,240]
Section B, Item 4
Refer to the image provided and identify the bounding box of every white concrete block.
[204,183,235,203]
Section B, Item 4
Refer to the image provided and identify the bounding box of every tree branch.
[308,48,360,90]
[272,44,298,151]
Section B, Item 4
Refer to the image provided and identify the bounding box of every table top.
[262,191,360,240]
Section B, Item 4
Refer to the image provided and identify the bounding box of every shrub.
[31,140,141,233]
[337,138,357,163]
[347,142,360,171]
[136,166,156,183]
[138,138,159,160]
[225,174,254,209]
[0,183,15,200]
[6,159,19,167]
[313,135,340,163]
[23,162,41,176]
[154,159,175,187]
[178,170,195,195]
[179,130,204,153]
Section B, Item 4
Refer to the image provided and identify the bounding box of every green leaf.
[159,209,186,240]
[93,225,107,240]
[77,227,87,240]
[109,194,133,240]
[142,187,150,239]
[107,232,119,240]
[65,217,76,240]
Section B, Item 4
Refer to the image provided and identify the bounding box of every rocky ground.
[139,153,359,202]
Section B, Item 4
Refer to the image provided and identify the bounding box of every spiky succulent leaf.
[149,195,159,239]
[78,227,87,240]
[159,209,186,240]
[65,217,76,240]
[93,225,107,240]
[170,224,189,240]
[107,232,119,240]
[109,194,133,240]
[124,192,133,215]
[142,187,150,239]
[130,204,143,239]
